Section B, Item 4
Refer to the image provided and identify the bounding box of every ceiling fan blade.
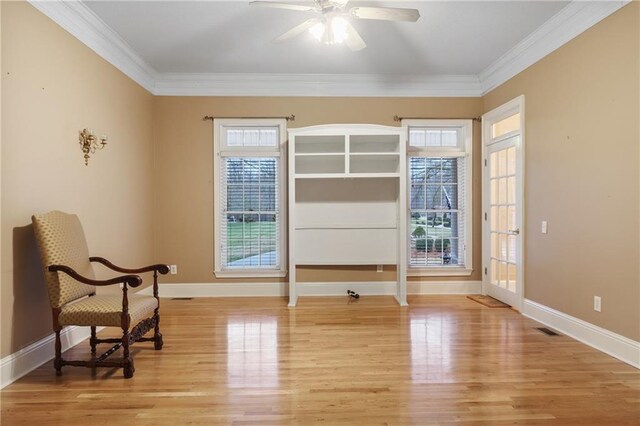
[345,22,366,52]
[274,18,320,42]
[349,7,420,22]
[250,1,318,12]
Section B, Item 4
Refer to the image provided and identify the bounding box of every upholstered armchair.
[31,211,169,379]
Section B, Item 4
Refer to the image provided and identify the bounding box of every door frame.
[481,95,525,311]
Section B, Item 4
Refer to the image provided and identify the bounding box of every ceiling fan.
[250,0,421,51]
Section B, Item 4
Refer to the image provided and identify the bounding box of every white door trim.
[481,95,525,311]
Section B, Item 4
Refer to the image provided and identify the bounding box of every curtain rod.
[393,115,481,122]
[203,114,478,123]
[203,115,295,122]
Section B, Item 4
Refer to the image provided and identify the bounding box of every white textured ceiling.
[85,1,570,76]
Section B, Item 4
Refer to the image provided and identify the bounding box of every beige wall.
[1,2,155,357]
[153,97,483,284]
[483,2,640,341]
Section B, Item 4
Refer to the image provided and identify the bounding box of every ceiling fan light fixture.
[309,15,350,45]
[254,0,419,51]
[309,21,326,41]
[330,16,349,44]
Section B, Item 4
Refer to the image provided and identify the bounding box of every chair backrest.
[32,211,96,309]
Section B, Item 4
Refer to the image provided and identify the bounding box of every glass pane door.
[486,136,520,307]
[483,96,524,310]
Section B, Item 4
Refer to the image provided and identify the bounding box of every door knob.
[508,228,520,235]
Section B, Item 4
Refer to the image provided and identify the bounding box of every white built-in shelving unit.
[288,124,407,306]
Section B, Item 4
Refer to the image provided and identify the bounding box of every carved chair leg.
[154,312,163,351]
[122,331,135,379]
[90,326,97,354]
[54,330,63,376]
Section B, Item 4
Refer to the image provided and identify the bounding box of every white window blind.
[409,128,460,148]
[220,157,280,269]
[226,128,278,147]
[409,157,466,266]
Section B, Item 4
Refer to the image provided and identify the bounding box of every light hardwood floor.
[1,296,639,425]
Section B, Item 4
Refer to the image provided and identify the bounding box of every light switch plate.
[541,221,548,234]
[594,296,601,312]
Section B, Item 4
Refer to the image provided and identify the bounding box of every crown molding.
[154,73,483,97]
[28,0,158,92]
[478,0,631,95]
[29,0,630,98]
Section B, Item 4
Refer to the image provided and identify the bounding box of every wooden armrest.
[48,264,142,288]
[89,257,170,275]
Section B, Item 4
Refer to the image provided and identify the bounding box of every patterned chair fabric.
[59,295,158,327]
[32,211,97,308]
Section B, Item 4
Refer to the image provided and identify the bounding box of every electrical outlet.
[377,265,383,273]
[541,221,548,234]
[170,265,178,275]
[594,296,601,312]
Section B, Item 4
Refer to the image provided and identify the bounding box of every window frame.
[213,118,288,278]
[403,119,473,277]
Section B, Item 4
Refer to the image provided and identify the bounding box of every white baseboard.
[522,299,640,369]
[153,280,481,298]
[0,325,103,389]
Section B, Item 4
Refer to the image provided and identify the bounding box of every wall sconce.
[79,128,107,166]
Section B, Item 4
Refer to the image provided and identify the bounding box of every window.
[491,113,520,139]
[404,120,473,276]
[214,119,287,278]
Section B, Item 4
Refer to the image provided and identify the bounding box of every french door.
[482,97,524,310]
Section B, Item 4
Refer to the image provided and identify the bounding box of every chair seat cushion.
[59,294,158,327]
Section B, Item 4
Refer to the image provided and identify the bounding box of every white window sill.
[407,267,473,277]
[214,270,288,279]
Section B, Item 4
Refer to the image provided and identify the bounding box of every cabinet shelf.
[350,154,400,174]
[350,135,400,153]
[295,260,395,266]
[294,135,345,154]
[349,152,400,156]
[295,155,344,175]
[295,223,397,230]
[293,154,401,177]
[295,173,399,179]
[295,152,345,157]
